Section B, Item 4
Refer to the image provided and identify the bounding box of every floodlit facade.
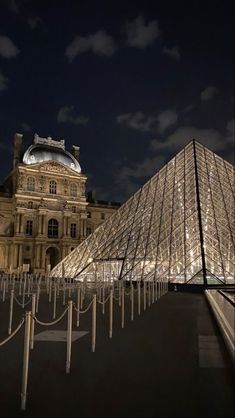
[51,140,234,285]
[0,133,120,273]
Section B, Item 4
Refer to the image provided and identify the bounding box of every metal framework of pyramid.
[51,140,234,285]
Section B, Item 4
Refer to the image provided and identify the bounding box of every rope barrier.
[97,293,111,305]
[33,307,68,326]
[0,318,25,347]
[14,295,32,307]
[73,299,93,314]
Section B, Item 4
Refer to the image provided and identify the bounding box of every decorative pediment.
[39,161,70,174]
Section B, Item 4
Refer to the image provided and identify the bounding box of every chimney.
[72,145,80,161]
[13,133,23,169]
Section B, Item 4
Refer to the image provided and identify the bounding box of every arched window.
[49,180,57,194]
[27,201,33,209]
[70,183,77,197]
[27,177,35,191]
[48,219,58,238]
[87,211,91,218]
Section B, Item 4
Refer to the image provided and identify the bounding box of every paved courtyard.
[0,290,234,418]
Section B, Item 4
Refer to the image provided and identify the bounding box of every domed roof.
[22,141,81,173]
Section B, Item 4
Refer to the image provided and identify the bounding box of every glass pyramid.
[51,140,234,285]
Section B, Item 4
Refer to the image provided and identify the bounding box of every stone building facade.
[0,133,120,273]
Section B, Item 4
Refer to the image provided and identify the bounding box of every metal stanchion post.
[109,289,113,338]
[148,281,151,307]
[131,284,134,321]
[68,278,71,298]
[36,283,40,313]
[49,279,52,302]
[21,311,31,410]
[30,294,36,350]
[3,280,6,302]
[63,281,66,305]
[57,278,60,296]
[155,280,158,301]
[66,300,73,374]
[118,281,121,307]
[80,284,84,310]
[121,286,125,329]
[102,285,105,314]
[92,294,96,352]
[19,275,22,296]
[76,287,80,327]
[143,281,146,311]
[8,289,14,335]
[151,280,154,304]
[27,276,30,297]
[53,282,57,319]
[22,277,26,308]
[138,281,141,316]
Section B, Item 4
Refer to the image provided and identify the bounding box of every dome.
[22,144,81,173]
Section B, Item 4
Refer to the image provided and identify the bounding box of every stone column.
[83,218,87,237]
[63,216,67,236]
[13,244,18,269]
[35,245,40,269]
[19,215,24,234]
[67,217,70,236]
[38,215,42,235]
[43,215,47,235]
[15,213,20,234]
[18,244,23,267]
[80,219,84,238]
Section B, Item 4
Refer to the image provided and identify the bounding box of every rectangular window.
[101,212,105,220]
[70,223,76,238]
[25,220,33,236]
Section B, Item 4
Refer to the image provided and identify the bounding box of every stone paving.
[0,290,234,418]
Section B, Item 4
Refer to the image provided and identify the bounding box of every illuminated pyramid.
[51,140,234,285]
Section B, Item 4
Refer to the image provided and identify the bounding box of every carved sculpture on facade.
[17,173,24,190]
[40,162,68,174]
[34,133,65,150]
[38,175,46,192]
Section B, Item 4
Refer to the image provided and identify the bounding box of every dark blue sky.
[0,0,234,201]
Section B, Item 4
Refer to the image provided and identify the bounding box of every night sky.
[0,0,234,202]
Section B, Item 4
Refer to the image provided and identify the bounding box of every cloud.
[150,125,231,155]
[115,154,165,200]
[66,30,116,61]
[117,111,157,132]
[114,120,233,201]
[27,17,44,30]
[0,36,19,58]
[162,46,180,61]
[124,15,160,48]
[157,110,178,133]
[8,0,19,13]
[21,123,31,131]
[57,106,89,125]
[226,118,234,135]
[200,86,219,101]
[0,71,9,91]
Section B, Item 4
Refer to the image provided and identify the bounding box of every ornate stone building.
[0,133,120,273]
